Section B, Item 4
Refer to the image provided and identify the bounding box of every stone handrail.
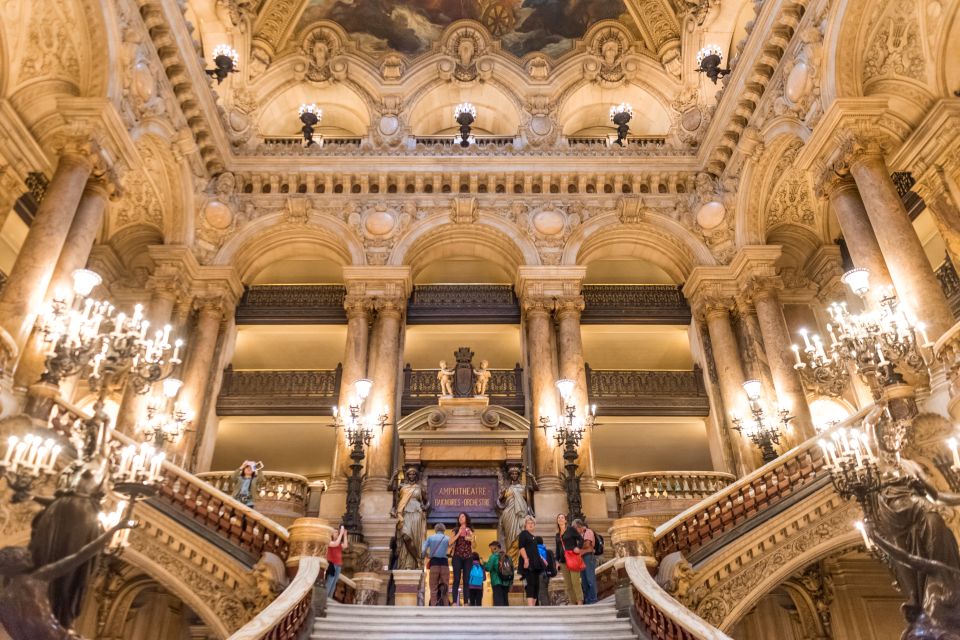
[227,556,321,640]
[197,471,311,512]
[625,557,733,640]
[619,472,735,503]
[654,405,873,560]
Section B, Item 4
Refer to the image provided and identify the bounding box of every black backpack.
[594,532,605,557]
[544,549,558,577]
[497,552,515,581]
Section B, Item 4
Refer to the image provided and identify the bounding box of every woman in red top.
[325,524,348,598]
[449,512,473,606]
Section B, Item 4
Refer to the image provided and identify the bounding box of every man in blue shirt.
[422,523,451,606]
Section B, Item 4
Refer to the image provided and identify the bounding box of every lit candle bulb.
[917,322,931,347]
[800,328,812,350]
[791,344,802,367]
[2,436,17,464]
[46,444,62,471]
[948,437,960,469]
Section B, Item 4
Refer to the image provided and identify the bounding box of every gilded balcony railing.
[217,366,342,416]
[400,364,525,414]
[197,471,311,526]
[935,257,960,319]
[618,471,735,524]
[581,284,690,324]
[586,366,710,416]
[235,285,347,323]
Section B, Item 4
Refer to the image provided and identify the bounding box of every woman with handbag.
[555,513,584,605]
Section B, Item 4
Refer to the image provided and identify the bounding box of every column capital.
[49,129,104,172]
[373,295,406,317]
[344,294,374,319]
[836,128,891,172]
[520,295,554,316]
[193,294,233,320]
[553,295,585,320]
[682,265,737,317]
[813,161,858,200]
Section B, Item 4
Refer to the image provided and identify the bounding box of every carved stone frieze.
[862,0,927,83]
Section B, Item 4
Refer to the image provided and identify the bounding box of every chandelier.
[695,44,730,83]
[793,268,931,399]
[298,103,322,146]
[453,102,477,147]
[731,379,792,463]
[331,379,388,535]
[139,378,191,448]
[609,103,633,147]
[206,44,239,84]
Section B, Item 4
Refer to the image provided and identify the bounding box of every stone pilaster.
[915,165,960,270]
[843,135,954,339]
[0,136,101,376]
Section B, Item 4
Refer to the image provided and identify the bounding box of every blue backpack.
[469,563,484,586]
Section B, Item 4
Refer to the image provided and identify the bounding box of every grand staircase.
[315,600,637,640]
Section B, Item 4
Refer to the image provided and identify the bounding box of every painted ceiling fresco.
[296,0,631,58]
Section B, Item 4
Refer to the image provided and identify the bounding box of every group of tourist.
[420,511,601,607]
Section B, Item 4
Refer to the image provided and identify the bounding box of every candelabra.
[298,103,322,146]
[453,102,477,147]
[793,268,931,400]
[0,269,183,633]
[609,103,633,146]
[731,379,791,463]
[819,426,882,506]
[539,378,596,521]
[139,378,191,448]
[696,45,730,84]
[331,379,388,535]
[206,44,239,84]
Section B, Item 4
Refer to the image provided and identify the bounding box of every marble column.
[14,177,112,390]
[554,296,592,475]
[174,296,226,468]
[848,148,954,339]
[750,281,816,441]
[824,173,893,294]
[0,145,98,366]
[702,301,752,474]
[320,295,372,521]
[524,297,560,484]
[362,297,405,486]
[114,282,180,435]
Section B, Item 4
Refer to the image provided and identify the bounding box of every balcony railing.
[401,364,525,414]
[586,366,709,416]
[407,284,520,324]
[619,471,735,524]
[581,285,690,324]
[236,285,347,324]
[217,366,342,416]
[197,471,311,526]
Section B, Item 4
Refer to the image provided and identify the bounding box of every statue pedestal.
[392,569,424,606]
[438,395,489,409]
[353,571,384,606]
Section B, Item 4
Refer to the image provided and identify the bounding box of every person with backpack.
[556,513,583,605]
[517,515,544,607]
[467,552,485,606]
[483,540,512,606]
[574,519,598,604]
[535,535,557,606]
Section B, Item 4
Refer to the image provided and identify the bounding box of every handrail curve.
[654,405,874,559]
[227,556,321,640]
[625,557,733,640]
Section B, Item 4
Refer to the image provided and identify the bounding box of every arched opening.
[559,83,672,138]
[407,83,520,136]
[256,83,370,137]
